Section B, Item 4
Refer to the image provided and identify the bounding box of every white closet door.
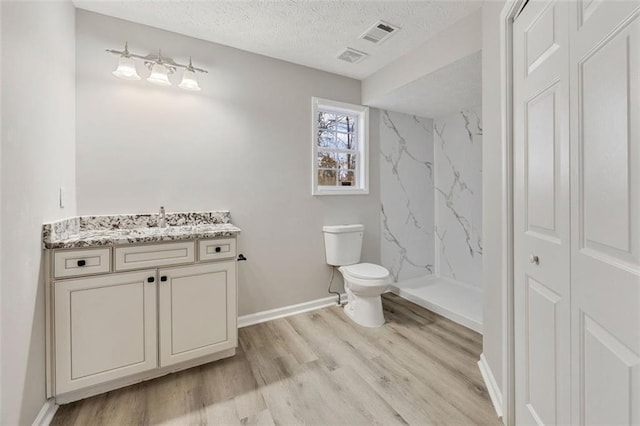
[513,1,571,424]
[569,2,640,424]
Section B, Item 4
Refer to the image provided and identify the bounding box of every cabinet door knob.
[77,260,86,267]
[215,247,221,253]
[147,276,155,283]
[160,276,167,282]
[529,254,540,265]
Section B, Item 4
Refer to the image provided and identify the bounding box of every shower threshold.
[391,275,483,333]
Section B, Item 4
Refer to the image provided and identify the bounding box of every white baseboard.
[32,399,58,426]
[477,353,503,418]
[238,293,347,328]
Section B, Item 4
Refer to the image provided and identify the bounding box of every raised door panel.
[526,2,561,75]
[578,14,639,266]
[526,84,560,241]
[582,315,640,425]
[570,3,640,425]
[526,278,561,425]
[54,271,157,394]
[159,262,237,367]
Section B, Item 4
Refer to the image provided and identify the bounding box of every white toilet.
[323,224,391,327]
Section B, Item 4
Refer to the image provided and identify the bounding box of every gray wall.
[75,10,381,316]
[1,2,77,424]
[482,0,508,398]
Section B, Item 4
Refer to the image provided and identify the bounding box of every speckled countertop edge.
[43,211,241,250]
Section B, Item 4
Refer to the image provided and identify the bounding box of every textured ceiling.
[73,0,483,80]
[366,51,482,118]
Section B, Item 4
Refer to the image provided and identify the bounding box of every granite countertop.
[43,211,241,249]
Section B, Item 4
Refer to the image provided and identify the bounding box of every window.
[312,97,369,195]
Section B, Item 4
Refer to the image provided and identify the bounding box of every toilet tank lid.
[322,224,365,234]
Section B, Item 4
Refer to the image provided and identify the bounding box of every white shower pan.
[391,275,482,333]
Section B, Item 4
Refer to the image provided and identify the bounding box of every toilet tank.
[322,224,364,266]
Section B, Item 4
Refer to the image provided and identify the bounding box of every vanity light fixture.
[111,42,141,80]
[147,52,172,87]
[106,42,208,91]
[178,57,201,91]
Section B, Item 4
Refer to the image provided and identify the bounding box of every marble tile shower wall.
[434,106,483,288]
[379,110,435,282]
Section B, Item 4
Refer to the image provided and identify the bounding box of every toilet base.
[344,293,385,328]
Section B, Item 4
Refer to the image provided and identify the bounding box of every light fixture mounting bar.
[105,48,208,74]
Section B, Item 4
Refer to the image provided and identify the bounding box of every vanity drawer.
[54,248,111,278]
[115,242,195,271]
[199,238,236,261]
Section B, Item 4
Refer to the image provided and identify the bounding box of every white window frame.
[311,97,369,196]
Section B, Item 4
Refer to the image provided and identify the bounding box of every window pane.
[317,151,337,168]
[334,115,357,133]
[339,169,356,187]
[336,132,356,150]
[348,154,357,170]
[348,118,357,134]
[318,169,337,186]
[320,111,358,133]
[337,153,357,170]
[335,114,357,133]
[317,130,337,148]
[318,112,336,130]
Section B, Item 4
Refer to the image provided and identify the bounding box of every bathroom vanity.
[42,211,241,403]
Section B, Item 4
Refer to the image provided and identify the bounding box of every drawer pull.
[215,247,221,253]
[147,276,155,283]
[160,276,167,282]
[237,254,247,261]
[77,260,86,267]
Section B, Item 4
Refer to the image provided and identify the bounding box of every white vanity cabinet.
[46,237,238,403]
[54,271,158,394]
[158,262,237,367]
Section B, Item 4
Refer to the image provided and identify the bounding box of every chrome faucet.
[158,206,167,228]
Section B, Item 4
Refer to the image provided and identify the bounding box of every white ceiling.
[73,0,483,80]
[366,51,482,118]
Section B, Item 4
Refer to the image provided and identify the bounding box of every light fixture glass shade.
[147,63,172,86]
[178,69,201,91]
[112,56,140,80]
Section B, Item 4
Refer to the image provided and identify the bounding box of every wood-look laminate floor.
[52,294,501,426]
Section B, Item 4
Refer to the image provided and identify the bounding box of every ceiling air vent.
[337,47,368,64]
[360,20,399,44]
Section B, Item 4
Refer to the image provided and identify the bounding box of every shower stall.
[379,106,483,332]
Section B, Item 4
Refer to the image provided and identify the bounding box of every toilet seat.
[341,263,389,280]
[339,263,391,298]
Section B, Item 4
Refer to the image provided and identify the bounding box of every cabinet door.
[158,262,237,367]
[54,271,157,394]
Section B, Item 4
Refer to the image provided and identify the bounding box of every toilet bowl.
[339,263,390,327]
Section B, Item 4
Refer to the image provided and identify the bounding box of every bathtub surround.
[434,106,483,287]
[379,110,435,282]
